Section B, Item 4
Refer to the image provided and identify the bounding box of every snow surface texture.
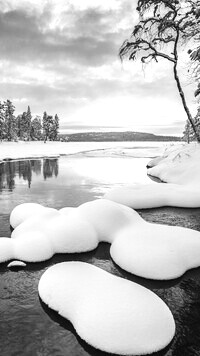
[2,199,200,279]
[38,262,175,355]
[105,143,200,208]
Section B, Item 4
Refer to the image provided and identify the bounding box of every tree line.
[0,100,59,142]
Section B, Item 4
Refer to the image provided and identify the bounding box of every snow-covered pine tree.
[26,106,32,141]
[16,114,23,139]
[47,116,55,141]
[193,107,200,139]
[183,120,193,143]
[4,100,17,141]
[43,111,49,142]
[30,116,42,140]
[0,101,5,140]
[20,112,28,140]
[183,107,200,143]
[54,114,59,141]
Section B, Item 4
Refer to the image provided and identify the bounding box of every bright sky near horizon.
[0,0,197,135]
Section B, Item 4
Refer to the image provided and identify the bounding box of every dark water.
[0,155,200,356]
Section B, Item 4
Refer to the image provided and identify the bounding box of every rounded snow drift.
[10,203,56,229]
[38,262,175,355]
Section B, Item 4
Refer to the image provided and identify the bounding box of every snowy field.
[0,140,175,161]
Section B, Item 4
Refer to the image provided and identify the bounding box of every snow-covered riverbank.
[0,141,174,162]
[105,142,200,208]
[148,142,200,186]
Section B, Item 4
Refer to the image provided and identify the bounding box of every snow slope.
[38,262,175,355]
[148,142,200,186]
[1,199,200,279]
[105,143,200,208]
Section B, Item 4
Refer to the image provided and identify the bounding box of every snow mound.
[105,143,200,208]
[0,199,199,279]
[10,203,57,229]
[147,143,200,186]
[7,260,26,268]
[111,222,200,279]
[38,262,175,355]
[104,184,200,209]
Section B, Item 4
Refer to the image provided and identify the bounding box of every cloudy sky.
[0,0,196,135]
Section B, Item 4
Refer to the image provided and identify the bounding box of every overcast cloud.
[0,0,196,135]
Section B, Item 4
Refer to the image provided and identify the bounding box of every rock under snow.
[0,200,199,279]
[10,203,57,229]
[7,260,26,268]
[38,262,175,355]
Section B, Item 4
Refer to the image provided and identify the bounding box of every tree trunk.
[173,62,200,142]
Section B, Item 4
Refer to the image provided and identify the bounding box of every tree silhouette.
[120,0,200,142]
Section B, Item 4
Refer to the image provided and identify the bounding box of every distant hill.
[60,131,181,142]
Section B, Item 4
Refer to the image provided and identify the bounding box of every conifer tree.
[16,114,23,139]
[183,107,200,142]
[26,106,32,140]
[183,120,193,143]
[17,110,32,141]
[30,116,42,140]
[43,111,49,143]
[0,101,5,141]
[47,116,55,141]
[193,107,200,138]
[20,112,28,140]
[54,114,59,140]
[4,100,17,141]
[48,114,59,141]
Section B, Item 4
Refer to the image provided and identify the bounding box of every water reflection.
[0,154,153,215]
[43,159,58,180]
[0,161,16,191]
[0,158,58,190]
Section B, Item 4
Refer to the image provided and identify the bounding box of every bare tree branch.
[119,0,200,142]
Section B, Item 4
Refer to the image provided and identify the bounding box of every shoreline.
[0,141,177,163]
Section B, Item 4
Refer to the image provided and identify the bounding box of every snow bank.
[1,200,200,279]
[105,143,200,208]
[148,142,200,186]
[38,262,175,355]
[104,183,200,209]
[0,141,167,162]
[0,142,119,161]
